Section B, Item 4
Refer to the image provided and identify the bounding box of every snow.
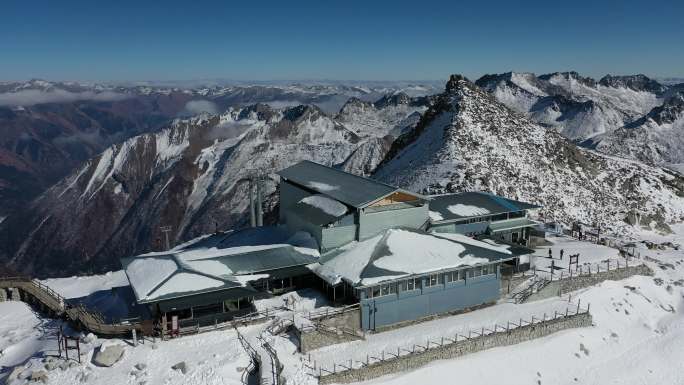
[432,232,512,255]
[446,204,491,217]
[41,270,130,299]
[299,194,348,217]
[148,272,224,298]
[314,229,490,286]
[531,235,620,271]
[305,181,339,192]
[126,257,178,300]
[309,296,577,370]
[0,306,254,385]
[428,211,444,221]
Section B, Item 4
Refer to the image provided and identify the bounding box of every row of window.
[452,211,525,226]
[364,265,498,298]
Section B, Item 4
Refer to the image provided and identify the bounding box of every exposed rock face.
[587,92,684,166]
[375,75,684,236]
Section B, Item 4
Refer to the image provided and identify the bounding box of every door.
[362,300,376,331]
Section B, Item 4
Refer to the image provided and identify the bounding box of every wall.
[358,204,428,240]
[298,309,363,353]
[284,210,324,247]
[279,180,313,222]
[524,264,653,303]
[321,225,357,252]
[360,274,500,330]
[319,312,593,384]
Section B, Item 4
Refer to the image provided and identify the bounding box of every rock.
[30,370,48,383]
[59,361,70,371]
[44,362,57,371]
[69,361,79,368]
[171,361,189,374]
[92,342,125,367]
[81,333,97,344]
[135,363,147,371]
[7,366,24,381]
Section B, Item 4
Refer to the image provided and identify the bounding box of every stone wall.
[525,264,653,303]
[299,327,363,353]
[297,309,363,353]
[319,312,592,384]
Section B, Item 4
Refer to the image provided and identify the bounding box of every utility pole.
[256,175,263,227]
[249,178,256,228]
[160,226,172,251]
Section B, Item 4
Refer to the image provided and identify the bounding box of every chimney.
[256,176,263,227]
[249,177,256,227]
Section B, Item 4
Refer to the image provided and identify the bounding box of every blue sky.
[1,0,682,82]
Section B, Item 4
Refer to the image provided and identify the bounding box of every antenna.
[159,225,172,250]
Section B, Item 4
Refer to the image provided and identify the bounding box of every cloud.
[206,120,253,141]
[182,100,219,115]
[0,89,130,106]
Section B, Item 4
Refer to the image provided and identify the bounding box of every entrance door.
[362,300,376,331]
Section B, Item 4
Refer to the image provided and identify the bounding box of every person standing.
[548,249,552,259]
[560,249,564,260]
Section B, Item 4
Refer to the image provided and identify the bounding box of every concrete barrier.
[318,311,592,384]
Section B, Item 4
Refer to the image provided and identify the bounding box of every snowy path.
[308,297,578,370]
[532,235,621,271]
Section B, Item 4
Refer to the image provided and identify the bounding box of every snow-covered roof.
[121,226,320,303]
[278,160,404,208]
[290,194,351,226]
[428,191,541,223]
[311,228,514,287]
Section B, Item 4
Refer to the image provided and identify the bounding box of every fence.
[307,303,590,383]
[233,324,260,385]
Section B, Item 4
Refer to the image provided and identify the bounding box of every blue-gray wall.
[359,272,500,330]
[279,180,313,222]
[359,204,428,240]
[430,221,489,236]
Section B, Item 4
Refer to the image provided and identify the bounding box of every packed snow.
[125,257,178,300]
[446,204,491,217]
[41,270,129,299]
[305,181,340,192]
[299,195,348,217]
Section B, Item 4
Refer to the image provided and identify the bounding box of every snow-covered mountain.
[0,80,439,217]
[586,91,684,167]
[0,97,426,276]
[475,72,667,140]
[375,75,684,234]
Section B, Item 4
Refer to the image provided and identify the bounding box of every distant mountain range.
[475,72,684,170]
[2,74,684,277]
[0,79,440,217]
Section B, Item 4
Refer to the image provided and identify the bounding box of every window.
[468,266,482,278]
[400,278,420,291]
[425,274,442,287]
[381,283,396,296]
[372,286,381,298]
[445,271,456,283]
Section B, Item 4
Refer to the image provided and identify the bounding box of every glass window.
[445,271,455,283]
[473,266,482,277]
[458,269,466,280]
[372,286,380,298]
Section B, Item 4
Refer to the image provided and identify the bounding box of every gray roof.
[278,160,400,208]
[429,192,541,223]
[121,226,320,304]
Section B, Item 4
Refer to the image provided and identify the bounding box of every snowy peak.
[375,74,684,235]
[374,92,411,108]
[539,71,598,88]
[599,74,666,94]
